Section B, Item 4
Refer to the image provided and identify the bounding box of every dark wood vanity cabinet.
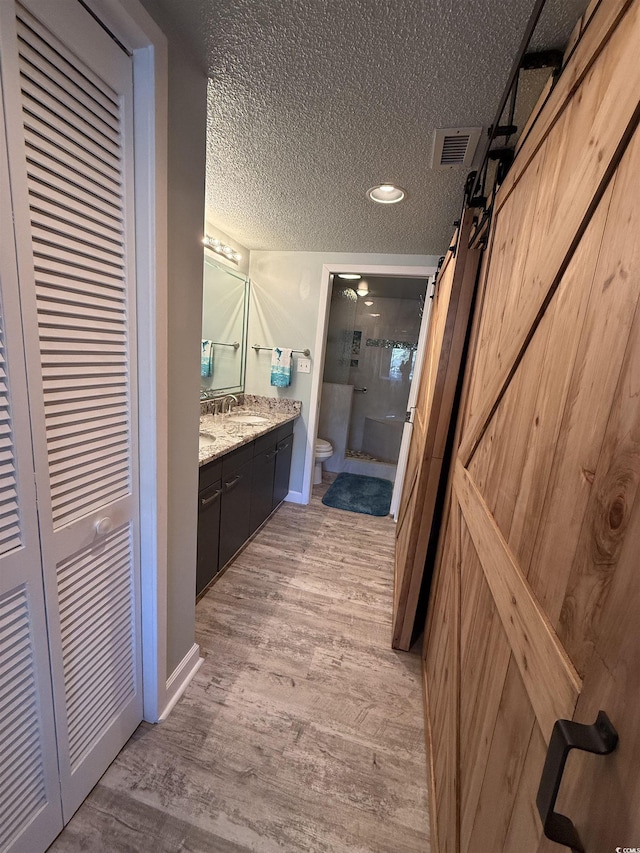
[197,420,295,598]
[196,458,222,596]
[273,426,293,509]
[250,433,278,535]
[218,443,253,569]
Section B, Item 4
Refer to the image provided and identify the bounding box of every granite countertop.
[199,397,302,466]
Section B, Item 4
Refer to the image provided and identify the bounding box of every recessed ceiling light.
[367,184,405,204]
[364,300,373,306]
[337,273,361,280]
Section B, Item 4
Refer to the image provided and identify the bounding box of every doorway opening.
[308,266,435,512]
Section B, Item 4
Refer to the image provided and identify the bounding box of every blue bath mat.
[321,473,393,517]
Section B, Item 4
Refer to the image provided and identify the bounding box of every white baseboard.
[158,643,202,721]
[285,489,306,504]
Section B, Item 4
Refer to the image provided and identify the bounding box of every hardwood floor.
[49,486,430,852]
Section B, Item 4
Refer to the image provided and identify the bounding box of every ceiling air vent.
[432,127,482,168]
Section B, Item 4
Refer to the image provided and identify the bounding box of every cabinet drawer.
[199,457,222,490]
[276,421,294,443]
[254,429,278,455]
[222,441,254,476]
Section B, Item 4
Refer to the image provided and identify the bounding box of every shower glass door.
[320,276,428,480]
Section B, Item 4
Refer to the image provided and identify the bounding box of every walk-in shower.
[318,274,428,483]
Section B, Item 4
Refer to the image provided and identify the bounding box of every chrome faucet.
[222,394,238,414]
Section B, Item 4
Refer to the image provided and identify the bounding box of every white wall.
[140,0,207,677]
[247,251,440,499]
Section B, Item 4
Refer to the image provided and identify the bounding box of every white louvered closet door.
[0,0,142,824]
[0,69,63,853]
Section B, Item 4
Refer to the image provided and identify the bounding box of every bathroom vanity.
[196,399,301,598]
[198,256,303,597]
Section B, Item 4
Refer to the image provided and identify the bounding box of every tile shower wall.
[323,285,358,384]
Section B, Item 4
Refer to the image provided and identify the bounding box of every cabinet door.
[196,480,221,596]
[273,433,293,509]
[219,459,252,568]
[250,445,277,535]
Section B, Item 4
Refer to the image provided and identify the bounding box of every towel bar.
[252,344,311,357]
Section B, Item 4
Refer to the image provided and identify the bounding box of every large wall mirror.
[201,257,249,396]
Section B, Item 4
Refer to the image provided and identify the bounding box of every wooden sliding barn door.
[393,209,479,650]
[424,0,640,849]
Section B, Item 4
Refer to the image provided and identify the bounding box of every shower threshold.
[344,450,397,483]
[346,449,385,463]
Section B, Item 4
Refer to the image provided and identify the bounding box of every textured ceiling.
[154,0,588,255]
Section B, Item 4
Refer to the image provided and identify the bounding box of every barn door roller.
[536,711,618,852]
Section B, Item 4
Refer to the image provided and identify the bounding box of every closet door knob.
[536,711,618,852]
[95,517,114,536]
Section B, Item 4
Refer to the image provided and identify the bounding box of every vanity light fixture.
[367,183,405,204]
[337,273,362,280]
[370,313,381,317]
[203,235,241,264]
[356,282,369,297]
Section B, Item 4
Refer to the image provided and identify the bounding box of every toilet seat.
[314,438,333,485]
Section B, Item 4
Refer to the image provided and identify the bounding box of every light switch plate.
[297,357,311,374]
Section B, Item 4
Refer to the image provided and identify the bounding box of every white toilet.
[314,438,334,485]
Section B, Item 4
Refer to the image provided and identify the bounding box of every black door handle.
[536,711,618,852]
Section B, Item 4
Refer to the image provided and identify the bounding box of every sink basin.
[199,432,216,449]
[226,413,269,425]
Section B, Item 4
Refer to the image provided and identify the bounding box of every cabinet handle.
[266,449,277,460]
[536,711,618,852]
[224,474,242,492]
[277,441,290,453]
[200,488,222,507]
